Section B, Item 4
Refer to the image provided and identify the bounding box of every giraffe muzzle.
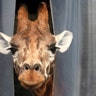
[18,68,45,89]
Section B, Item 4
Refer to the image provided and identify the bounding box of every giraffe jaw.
[18,70,45,89]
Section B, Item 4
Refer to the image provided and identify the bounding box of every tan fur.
[11,2,55,96]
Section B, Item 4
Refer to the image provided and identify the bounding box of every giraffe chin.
[20,81,44,90]
[18,70,45,90]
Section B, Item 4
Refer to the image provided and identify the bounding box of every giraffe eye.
[10,44,18,55]
[10,46,18,55]
[49,46,57,53]
[48,43,57,54]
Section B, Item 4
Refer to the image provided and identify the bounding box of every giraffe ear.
[55,30,73,53]
[0,32,12,54]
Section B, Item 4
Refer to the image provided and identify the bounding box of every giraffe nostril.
[23,63,30,70]
[33,64,42,72]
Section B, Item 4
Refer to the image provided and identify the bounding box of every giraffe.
[0,2,73,96]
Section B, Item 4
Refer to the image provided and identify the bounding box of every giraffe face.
[10,25,56,89]
[10,3,56,89]
[0,2,73,90]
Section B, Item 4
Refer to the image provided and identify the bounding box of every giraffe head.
[0,2,73,90]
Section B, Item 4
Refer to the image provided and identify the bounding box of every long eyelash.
[48,43,59,50]
[48,44,56,54]
[9,46,18,55]
[55,47,60,49]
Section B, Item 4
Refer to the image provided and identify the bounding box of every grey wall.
[50,0,96,96]
[50,0,81,96]
[0,0,15,96]
[86,0,96,96]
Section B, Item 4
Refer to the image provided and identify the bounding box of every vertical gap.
[14,0,54,96]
